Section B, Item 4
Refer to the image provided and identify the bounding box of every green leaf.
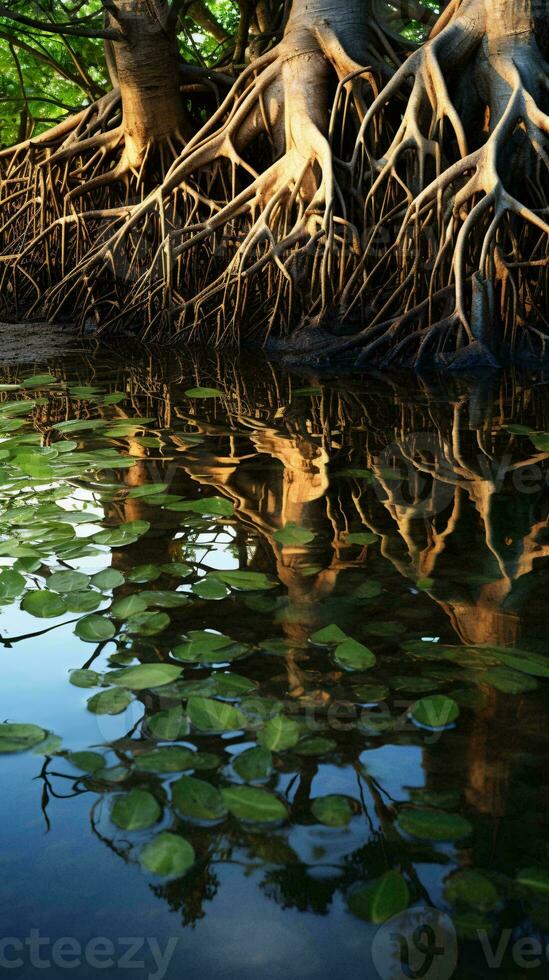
[259,714,301,752]
[111,595,149,619]
[139,591,189,609]
[139,832,195,878]
[273,524,315,546]
[0,722,47,753]
[21,374,57,388]
[334,638,376,671]
[516,868,549,894]
[127,564,162,583]
[125,611,170,636]
[134,747,196,772]
[311,795,355,827]
[410,695,459,729]
[91,569,125,591]
[348,871,410,924]
[168,496,234,517]
[211,570,278,592]
[172,775,227,820]
[355,684,389,703]
[444,870,500,910]
[159,562,192,578]
[87,688,134,716]
[67,751,105,773]
[347,532,378,545]
[21,590,68,618]
[69,669,101,689]
[108,664,182,690]
[192,577,230,600]
[147,707,189,741]
[233,747,273,782]
[173,631,239,664]
[353,581,383,599]
[221,786,288,823]
[0,569,26,598]
[48,570,90,593]
[493,647,549,678]
[111,789,161,830]
[65,591,102,613]
[210,673,257,698]
[482,667,538,694]
[184,386,223,398]
[295,737,337,756]
[310,624,348,645]
[397,808,473,841]
[187,697,246,733]
[75,614,116,642]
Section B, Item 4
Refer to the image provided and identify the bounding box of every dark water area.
[2,345,549,979]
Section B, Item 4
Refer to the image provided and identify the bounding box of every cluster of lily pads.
[2,374,549,933]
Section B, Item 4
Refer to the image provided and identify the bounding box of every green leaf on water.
[221,786,287,823]
[139,832,195,878]
[295,737,337,756]
[111,595,149,619]
[69,669,102,688]
[187,697,246,733]
[482,667,538,694]
[410,695,459,730]
[211,570,278,592]
[21,590,68,618]
[87,688,134,716]
[348,871,410,924]
[334,638,376,671]
[147,707,189,740]
[273,524,315,546]
[67,751,105,773]
[516,868,549,894]
[311,795,355,827]
[48,570,90,593]
[347,532,378,545]
[159,562,192,578]
[310,624,348,645]
[172,775,227,821]
[111,789,161,830]
[397,808,473,841]
[444,870,500,910]
[259,714,301,752]
[233,747,273,782]
[65,591,102,613]
[184,387,223,399]
[0,569,26,598]
[134,747,196,772]
[353,581,383,599]
[192,577,230,600]
[210,673,257,698]
[168,496,234,517]
[91,569,125,591]
[0,722,47,753]
[127,564,162,583]
[108,664,182,690]
[125,611,170,636]
[75,614,116,642]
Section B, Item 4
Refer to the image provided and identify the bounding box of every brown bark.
[110,0,188,169]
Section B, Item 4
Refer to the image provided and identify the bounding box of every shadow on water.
[3,348,549,977]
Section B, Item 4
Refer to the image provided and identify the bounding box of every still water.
[2,350,549,980]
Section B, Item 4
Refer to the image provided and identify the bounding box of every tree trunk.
[110,0,188,169]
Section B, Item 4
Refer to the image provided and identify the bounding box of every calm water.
[2,351,549,980]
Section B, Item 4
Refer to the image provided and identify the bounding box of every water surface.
[2,352,549,980]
